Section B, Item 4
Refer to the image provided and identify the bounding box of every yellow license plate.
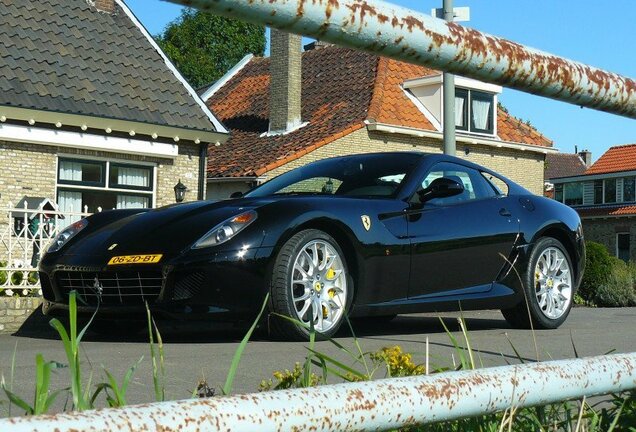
[108,254,163,265]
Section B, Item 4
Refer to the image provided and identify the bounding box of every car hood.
[62,198,275,257]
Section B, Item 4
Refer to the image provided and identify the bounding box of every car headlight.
[193,210,257,249]
[47,219,88,253]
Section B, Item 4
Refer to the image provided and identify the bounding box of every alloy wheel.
[534,246,572,320]
[290,239,347,332]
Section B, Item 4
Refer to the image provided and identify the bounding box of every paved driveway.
[1,307,635,414]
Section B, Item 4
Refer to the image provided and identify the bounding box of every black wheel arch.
[272,218,362,303]
[532,223,580,284]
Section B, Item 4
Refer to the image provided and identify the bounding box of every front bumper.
[39,246,275,322]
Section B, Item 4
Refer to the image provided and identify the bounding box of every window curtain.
[472,99,491,130]
[57,191,82,227]
[454,96,465,127]
[116,195,149,209]
[59,161,82,181]
[117,167,149,188]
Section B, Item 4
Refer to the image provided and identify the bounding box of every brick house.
[0,0,228,214]
[203,34,556,200]
[544,151,590,198]
[552,144,636,262]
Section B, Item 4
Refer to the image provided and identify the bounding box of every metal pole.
[166,0,636,119]
[3,352,636,432]
[442,0,455,155]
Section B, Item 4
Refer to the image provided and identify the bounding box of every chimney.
[578,149,592,167]
[93,0,115,14]
[269,29,302,134]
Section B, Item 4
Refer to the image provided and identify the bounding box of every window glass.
[623,177,635,202]
[247,153,419,198]
[455,89,468,130]
[278,177,343,194]
[594,180,603,204]
[58,159,104,186]
[418,162,496,205]
[554,184,563,203]
[57,189,150,214]
[56,157,154,227]
[110,164,152,190]
[605,178,617,203]
[564,182,583,206]
[483,173,509,196]
[617,233,630,262]
[454,88,495,135]
[471,91,494,134]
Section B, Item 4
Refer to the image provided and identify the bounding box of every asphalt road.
[1,307,635,415]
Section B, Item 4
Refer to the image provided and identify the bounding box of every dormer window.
[403,74,500,138]
[455,88,495,134]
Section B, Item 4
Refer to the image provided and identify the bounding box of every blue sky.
[127,0,636,162]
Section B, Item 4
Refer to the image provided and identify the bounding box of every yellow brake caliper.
[324,268,337,317]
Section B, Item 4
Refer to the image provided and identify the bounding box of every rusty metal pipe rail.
[167,0,636,119]
[2,352,636,431]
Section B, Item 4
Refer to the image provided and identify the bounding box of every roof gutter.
[116,0,230,134]
[365,120,558,154]
[0,105,228,145]
[551,170,636,182]
[200,54,254,101]
[167,0,636,119]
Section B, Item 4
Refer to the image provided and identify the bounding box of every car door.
[407,162,519,299]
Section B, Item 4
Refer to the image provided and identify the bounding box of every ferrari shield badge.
[361,215,371,231]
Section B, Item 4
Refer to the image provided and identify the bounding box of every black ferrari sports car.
[39,152,584,340]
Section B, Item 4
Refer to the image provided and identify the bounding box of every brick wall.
[269,30,302,133]
[582,217,636,261]
[0,297,42,334]
[0,140,202,209]
[266,128,545,195]
[155,142,201,206]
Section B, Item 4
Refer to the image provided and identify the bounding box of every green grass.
[1,291,635,431]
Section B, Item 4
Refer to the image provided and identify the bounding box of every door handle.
[499,208,511,217]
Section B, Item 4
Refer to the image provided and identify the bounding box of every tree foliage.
[156,9,265,89]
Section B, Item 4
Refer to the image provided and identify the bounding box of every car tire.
[502,237,575,329]
[268,229,353,341]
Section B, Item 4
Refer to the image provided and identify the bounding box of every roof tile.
[0,0,219,132]
[545,153,587,180]
[208,46,552,178]
[586,144,636,175]
[577,205,636,218]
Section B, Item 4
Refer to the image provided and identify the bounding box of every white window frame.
[55,154,157,211]
[591,178,618,205]
[455,87,497,137]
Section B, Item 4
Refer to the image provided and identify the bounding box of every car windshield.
[246,153,422,198]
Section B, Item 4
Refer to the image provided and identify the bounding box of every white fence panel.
[0,202,96,293]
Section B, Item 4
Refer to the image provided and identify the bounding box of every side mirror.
[230,191,244,199]
[418,177,464,202]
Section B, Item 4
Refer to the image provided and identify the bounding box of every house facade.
[0,0,228,215]
[544,151,589,198]
[551,144,636,261]
[203,35,556,200]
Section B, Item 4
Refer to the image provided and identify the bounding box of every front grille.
[172,271,205,300]
[55,270,164,306]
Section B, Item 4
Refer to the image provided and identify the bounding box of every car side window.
[416,162,497,205]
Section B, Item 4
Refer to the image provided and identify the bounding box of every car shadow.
[14,308,518,345]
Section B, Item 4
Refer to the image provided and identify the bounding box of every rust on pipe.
[2,352,636,431]
[166,0,636,119]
